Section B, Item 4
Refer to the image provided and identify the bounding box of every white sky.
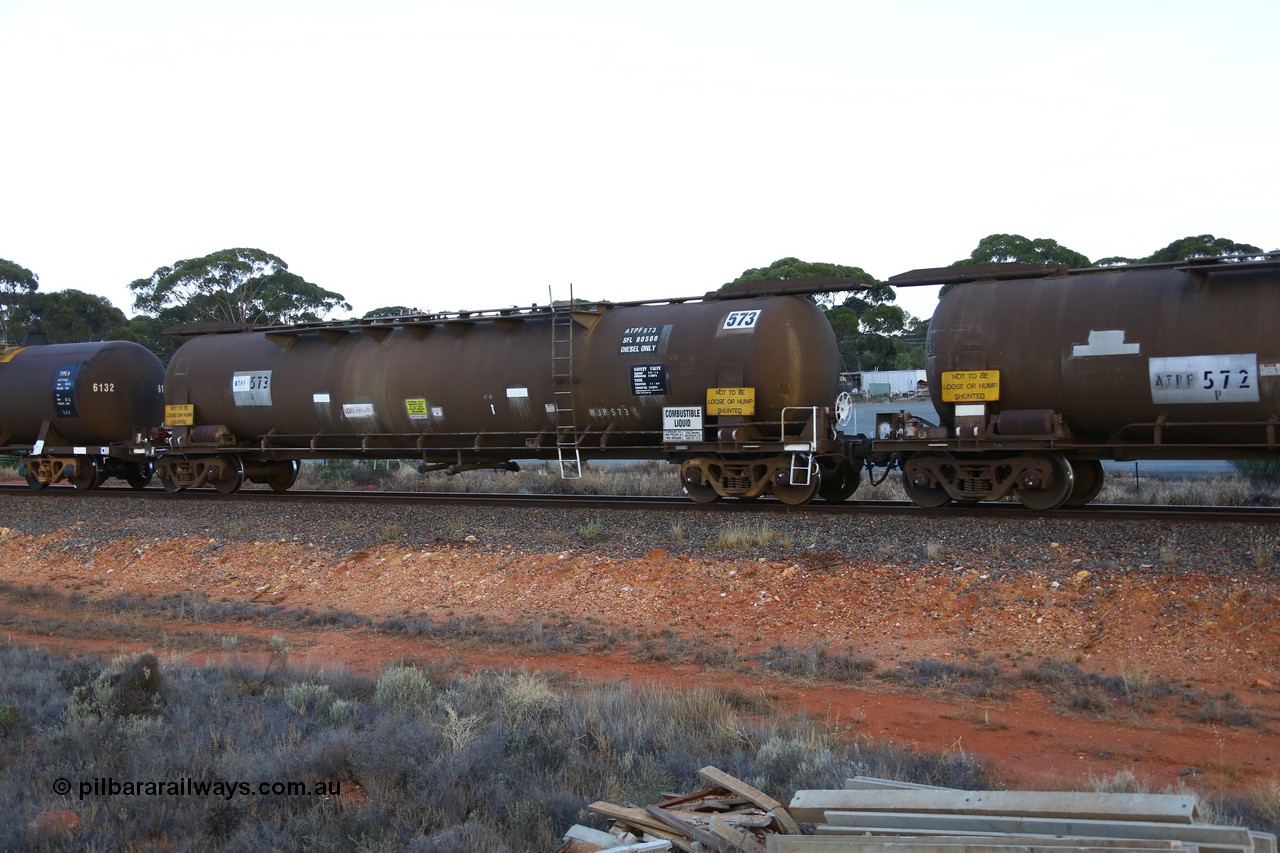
[2,0,1277,324]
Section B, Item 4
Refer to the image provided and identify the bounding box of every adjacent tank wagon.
[157,287,850,503]
[875,255,1280,508]
[2,341,165,489]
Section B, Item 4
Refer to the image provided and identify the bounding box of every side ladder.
[550,285,582,479]
[784,407,820,486]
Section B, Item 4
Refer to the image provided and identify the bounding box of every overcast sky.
[2,0,1276,323]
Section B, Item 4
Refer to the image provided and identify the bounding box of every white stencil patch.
[232,371,272,406]
[1149,354,1259,404]
[1073,330,1140,357]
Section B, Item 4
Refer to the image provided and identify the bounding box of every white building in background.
[841,369,928,398]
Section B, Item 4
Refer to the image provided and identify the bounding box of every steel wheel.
[682,481,721,504]
[681,461,722,504]
[24,471,48,490]
[157,458,186,492]
[1015,452,1075,511]
[818,459,861,502]
[1064,459,1104,506]
[902,454,951,508]
[773,469,821,506]
[211,457,244,495]
[263,460,300,493]
[70,457,100,491]
[125,462,153,490]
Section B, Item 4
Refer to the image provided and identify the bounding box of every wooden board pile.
[562,766,801,852]
[561,774,1278,853]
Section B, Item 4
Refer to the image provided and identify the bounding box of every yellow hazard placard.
[941,370,1000,403]
[165,403,195,426]
[706,387,755,416]
[404,397,429,417]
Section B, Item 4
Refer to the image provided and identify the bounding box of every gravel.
[1,491,1273,577]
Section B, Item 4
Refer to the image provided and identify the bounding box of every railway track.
[5,483,1279,524]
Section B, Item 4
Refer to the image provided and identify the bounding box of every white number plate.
[722,310,760,330]
[1149,354,1258,404]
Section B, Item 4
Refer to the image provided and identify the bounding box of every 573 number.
[722,310,760,329]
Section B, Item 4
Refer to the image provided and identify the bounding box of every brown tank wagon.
[1,341,165,489]
[872,254,1280,509]
[157,288,852,503]
[17,258,1275,511]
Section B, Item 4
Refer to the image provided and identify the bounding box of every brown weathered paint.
[165,295,838,459]
[0,341,165,446]
[926,262,1280,446]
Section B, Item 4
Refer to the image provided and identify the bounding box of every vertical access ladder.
[550,285,582,479]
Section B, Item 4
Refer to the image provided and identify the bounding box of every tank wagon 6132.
[867,253,1280,509]
[2,341,165,489]
[153,280,858,504]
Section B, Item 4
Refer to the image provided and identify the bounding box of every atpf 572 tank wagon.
[871,254,1280,509]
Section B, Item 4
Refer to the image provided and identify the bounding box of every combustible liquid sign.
[663,406,703,442]
[941,371,1000,403]
[706,387,755,416]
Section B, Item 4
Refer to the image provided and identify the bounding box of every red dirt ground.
[2,527,1277,796]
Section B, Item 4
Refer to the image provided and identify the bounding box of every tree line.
[0,234,1270,367]
[0,249,350,361]
[724,233,1268,372]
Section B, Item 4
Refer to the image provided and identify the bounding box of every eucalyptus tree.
[129,248,350,330]
[0,257,39,344]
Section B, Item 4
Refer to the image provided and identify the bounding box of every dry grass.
[288,457,1280,508]
[715,520,791,550]
[1096,470,1280,507]
[296,458,685,496]
[0,641,1003,849]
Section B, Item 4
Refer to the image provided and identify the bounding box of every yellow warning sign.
[706,387,756,416]
[165,403,195,426]
[404,398,429,417]
[941,370,1000,403]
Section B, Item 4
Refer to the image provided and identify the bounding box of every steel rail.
[3,483,1278,524]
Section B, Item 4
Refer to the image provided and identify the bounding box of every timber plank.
[762,835,1192,850]
[708,815,769,853]
[701,766,804,834]
[845,778,956,791]
[565,824,625,846]
[646,806,736,852]
[788,792,1200,825]
[586,802,698,853]
[656,787,749,811]
[814,813,1253,849]
[803,834,1179,848]
[563,823,628,852]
